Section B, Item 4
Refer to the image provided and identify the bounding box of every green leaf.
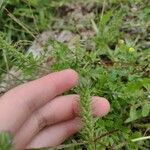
[142,102,150,117]
[130,106,137,120]
[125,106,138,123]
[0,132,12,150]
[27,0,39,6]
[0,0,4,8]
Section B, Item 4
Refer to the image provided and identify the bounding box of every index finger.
[0,69,78,134]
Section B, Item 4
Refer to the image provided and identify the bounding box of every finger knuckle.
[34,111,48,131]
[24,99,36,114]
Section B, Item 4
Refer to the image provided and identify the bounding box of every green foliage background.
[0,0,150,149]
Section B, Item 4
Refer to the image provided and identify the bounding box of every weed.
[0,0,150,150]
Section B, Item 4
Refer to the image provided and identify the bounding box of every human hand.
[0,69,110,150]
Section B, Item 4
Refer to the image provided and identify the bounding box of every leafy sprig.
[0,132,12,150]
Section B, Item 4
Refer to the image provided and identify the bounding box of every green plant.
[0,32,48,80]
[0,132,12,150]
[49,35,150,149]
[0,0,150,149]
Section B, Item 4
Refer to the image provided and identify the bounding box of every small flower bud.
[128,47,135,52]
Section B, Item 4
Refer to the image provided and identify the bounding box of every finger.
[92,96,110,117]
[13,95,110,149]
[27,117,82,149]
[0,69,78,134]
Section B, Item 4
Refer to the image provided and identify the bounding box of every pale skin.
[0,69,110,150]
